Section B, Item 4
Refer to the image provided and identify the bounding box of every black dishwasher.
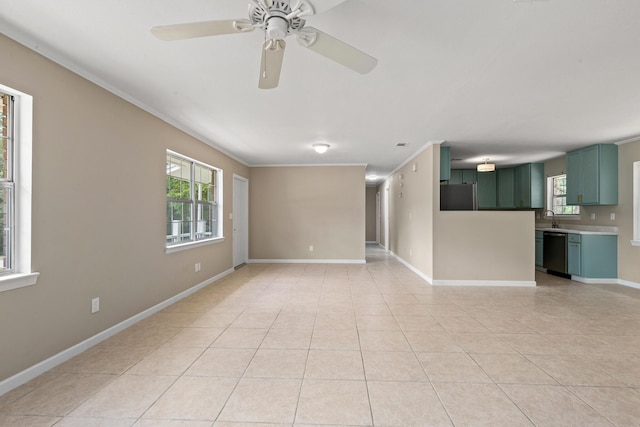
[543,231,568,274]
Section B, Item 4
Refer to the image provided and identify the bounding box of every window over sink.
[547,174,580,217]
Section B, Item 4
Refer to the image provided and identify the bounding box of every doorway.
[233,174,249,268]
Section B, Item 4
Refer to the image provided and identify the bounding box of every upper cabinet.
[440,146,451,181]
[497,168,516,209]
[566,144,618,206]
[462,169,478,184]
[477,171,497,209]
[447,169,477,185]
[515,163,544,209]
[445,164,542,210]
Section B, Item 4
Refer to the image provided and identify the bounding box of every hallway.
[1,245,640,426]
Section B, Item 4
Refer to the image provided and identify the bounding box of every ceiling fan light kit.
[151,0,377,89]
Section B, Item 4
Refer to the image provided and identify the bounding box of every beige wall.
[249,166,366,261]
[617,140,640,284]
[433,211,535,282]
[0,34,249,382]
[365,186,377,242]
[386,145,435,278]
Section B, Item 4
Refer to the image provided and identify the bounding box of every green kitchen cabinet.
[497,168,515,209]
[535,231,544,267]
[461,169,477,184]
[440,146,451,181]
[581,234,617,278]
[566,144,618,206]
[449,169,463,184]
[567,233,617,278]
[448,169,477,185]
[567,234,582,275]
[515,163,544,209]
[477,170,497,209]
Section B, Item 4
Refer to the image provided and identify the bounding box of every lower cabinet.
[567,234,581,275]
[568,234,617,278]
[535,231,544,267]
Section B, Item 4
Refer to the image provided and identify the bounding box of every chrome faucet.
[544,210,559,228]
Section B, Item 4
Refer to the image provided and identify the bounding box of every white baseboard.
[571,275,619,285]
[389,252,434,284]
[0,268,234,397]
[616,279,640,289]
[431,279,537,287]
[248,259,366,264]
[390,252,536,287]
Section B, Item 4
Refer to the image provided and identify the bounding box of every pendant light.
[477,158,495,172]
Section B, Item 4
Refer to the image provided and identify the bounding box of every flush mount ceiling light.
[312,143,330,154]
[477,158,495,172]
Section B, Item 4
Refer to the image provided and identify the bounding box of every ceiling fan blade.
[151,19,253,41]
[259,39,286,89]
[296,27,377,74]
[294,0,349,15]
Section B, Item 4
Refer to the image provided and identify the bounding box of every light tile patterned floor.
[2,245,640,426]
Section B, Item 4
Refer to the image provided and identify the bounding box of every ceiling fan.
[151,0,377,89]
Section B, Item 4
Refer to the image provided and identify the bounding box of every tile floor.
[2,245,640,426]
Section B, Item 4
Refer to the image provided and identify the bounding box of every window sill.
[632,240,640,247]
[166,237,225,254]
[0,272,40,293]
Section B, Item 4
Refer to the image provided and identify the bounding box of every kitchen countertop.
[535,224,618,236]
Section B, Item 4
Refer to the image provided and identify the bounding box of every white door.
[233,175,249,267]
[384,186,390,250]
[376,191,381,244]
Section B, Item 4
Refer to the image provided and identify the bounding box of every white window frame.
[0,84,39,292]
[546,174,580,220]
[166,150,223,254]
[632,161,640,246]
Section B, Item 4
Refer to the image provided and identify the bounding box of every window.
[166,150,222,251]
[633,161,640,246]
[0,92,14,273]
[0,84,38,292]
[547,174,580,216]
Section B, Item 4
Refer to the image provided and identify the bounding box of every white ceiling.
[1,0,639,183]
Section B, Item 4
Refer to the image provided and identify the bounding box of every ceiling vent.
[395,142,408,147]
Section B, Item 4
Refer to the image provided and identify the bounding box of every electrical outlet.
[195,262,201,272]
[91,297,100,314]
[309,245,314,252]
[591,213,596,220]
[610,213,616,221]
